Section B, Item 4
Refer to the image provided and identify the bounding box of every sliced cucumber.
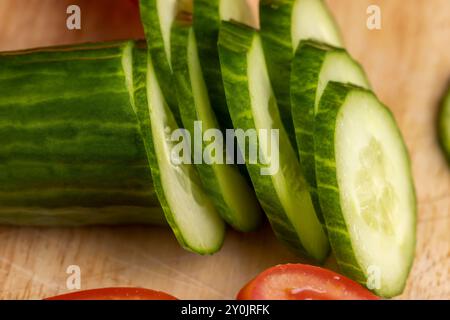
[438,86,450,163]
[260,0,343,145]
[218,21,329,261]
[193,0,255,130]
[291,40,369,221]
[315,82,416,297]
[139,0,181,123]
[0,41,165,226]
[171,22,263,232]
[133,43,225,254]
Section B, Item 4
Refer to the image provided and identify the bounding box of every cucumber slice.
[171,22,263,232]
[291,40,369,221]
[260,0,343,145]
[193,0,255,130]
[0,41,165,226]
[139,0,181,123]
[133,44,226,254]
[438,86,450,163]
[315,82,416,297]
[218,21,329,261]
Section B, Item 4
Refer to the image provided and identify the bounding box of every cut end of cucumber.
[291,0,343,51]
[334,89,416,296]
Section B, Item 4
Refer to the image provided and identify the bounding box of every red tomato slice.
[45,287,178,300]
[237,264,379,300]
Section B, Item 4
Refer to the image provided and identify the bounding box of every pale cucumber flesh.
[291,0,343,50]
[315,50,369,112]
[156,0,177,69]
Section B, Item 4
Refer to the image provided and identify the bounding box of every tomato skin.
[237,264,379,300]
[45,287,178,300]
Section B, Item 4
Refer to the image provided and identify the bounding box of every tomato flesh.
[46,287,178,300]
[237,264,379,300]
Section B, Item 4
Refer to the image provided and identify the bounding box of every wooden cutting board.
[0,0,448,300]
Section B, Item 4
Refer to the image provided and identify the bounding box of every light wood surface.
[0,0,448,300]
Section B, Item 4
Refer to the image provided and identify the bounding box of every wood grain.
[0,0,448,300]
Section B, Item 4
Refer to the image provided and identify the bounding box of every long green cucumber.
[218,21,329,261]
[170,19,263,232]
[133,43,226,254]
[260,0,343,145]
[193,0,255,131]
[291,40,369,221]
[0,41,165,226]
[139,0,181,123]
[315,82,416,297]
[438,85,450,163]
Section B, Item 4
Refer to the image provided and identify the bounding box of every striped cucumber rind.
[291,40,369,222]
[0,41,165,226]
[0,206,166,227]
[315,82,416,297]
[170,23,263,232]
[218,21,329,262]
[260,0,343,146]
[193,0,255,131]
[133,44,226,255]
[438,86,450,163]
[139,0,181,123]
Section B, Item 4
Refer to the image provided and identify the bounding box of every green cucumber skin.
[260,0,297,146]
[290,41,328,223]
[193,0,233,130]
[438,87,450,163]
[170,24,262,232]
[139,0,181,124]
[290,41,369,223]
[0,42,165,226]
[218,21,312,257]
[0,206,166,227]
[315,82,417,297]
